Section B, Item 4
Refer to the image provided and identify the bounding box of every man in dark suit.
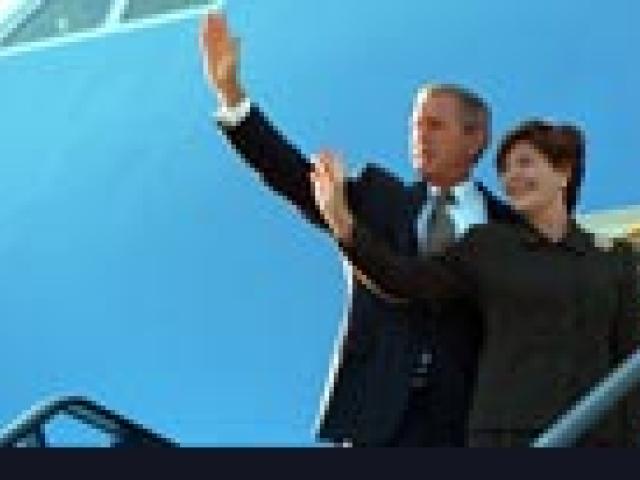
[199,13,519,446]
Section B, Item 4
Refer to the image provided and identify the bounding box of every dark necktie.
[412,188,456,389]
[419,188,456,257]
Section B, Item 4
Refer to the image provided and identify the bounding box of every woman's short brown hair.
[496,119,585,213]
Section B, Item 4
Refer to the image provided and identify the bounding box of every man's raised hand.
[199,12,244,107]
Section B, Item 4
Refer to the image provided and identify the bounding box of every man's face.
[411,91,480,186]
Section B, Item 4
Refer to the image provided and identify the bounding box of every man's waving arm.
[199,13,332,229]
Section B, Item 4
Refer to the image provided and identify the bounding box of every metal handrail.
[0,394,177,447]
[533,348,640,447]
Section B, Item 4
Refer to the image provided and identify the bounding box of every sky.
[0,0,639,446]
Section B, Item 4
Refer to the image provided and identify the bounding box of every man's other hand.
[310,151,354,243]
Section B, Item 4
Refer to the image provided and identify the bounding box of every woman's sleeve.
[337,218,480,303]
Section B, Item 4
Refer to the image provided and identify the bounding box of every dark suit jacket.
[341,217,640,446]
[218,106,518,445]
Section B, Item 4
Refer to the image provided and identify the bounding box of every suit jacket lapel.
[403,181,431,255]
[475,182,498,219]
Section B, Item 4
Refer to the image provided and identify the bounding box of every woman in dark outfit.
[310,120,640,447]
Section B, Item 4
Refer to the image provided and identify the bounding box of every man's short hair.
[419,83,491,164]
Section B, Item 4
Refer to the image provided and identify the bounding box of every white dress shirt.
[416,181,488,244]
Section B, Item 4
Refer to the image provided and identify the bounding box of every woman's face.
[500,141,569,216]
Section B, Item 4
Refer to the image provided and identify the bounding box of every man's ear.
[465,126,484,158]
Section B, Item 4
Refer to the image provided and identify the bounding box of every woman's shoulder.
[587,232,640,260]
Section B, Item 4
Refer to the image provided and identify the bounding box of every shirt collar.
[429,178,477,201]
